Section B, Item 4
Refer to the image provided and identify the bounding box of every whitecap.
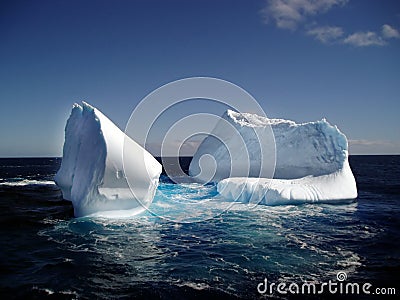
[0,179,56,186]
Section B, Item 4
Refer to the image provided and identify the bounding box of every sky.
[0,0,399,157]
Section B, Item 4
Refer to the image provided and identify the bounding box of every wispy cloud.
[381,24,400,39]
[343,31,387,47]
[306,26,344,44]
[261,0,348,30]
[261,1,400,47]
[342,24,400,47]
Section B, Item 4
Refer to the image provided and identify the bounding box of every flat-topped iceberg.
[189,110,276,183]
[190,110,357,204]
[55,102,162,217]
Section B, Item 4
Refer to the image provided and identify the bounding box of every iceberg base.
[217,161,357,205]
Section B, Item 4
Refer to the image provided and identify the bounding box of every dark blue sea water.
[0,156,399,299]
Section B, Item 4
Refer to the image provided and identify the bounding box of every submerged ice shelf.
[55,102,161,217]
[190,110,357,204]
[217,162,357,205]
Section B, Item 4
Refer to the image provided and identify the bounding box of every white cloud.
[261,1,400,47]
[306,26,389,47]
[343,31,387,47]
[306,26,344,43]
[261,0,348,30]
[381,24,400,39]
[338,25,400,47]
[342,25,400,47]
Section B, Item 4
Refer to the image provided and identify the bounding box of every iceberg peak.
[55,102,162,217]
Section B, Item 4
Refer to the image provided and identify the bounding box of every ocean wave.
[0,179,56,187]
[174,281,211,290]
[32,286,79,299]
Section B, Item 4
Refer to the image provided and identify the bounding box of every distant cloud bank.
[349,139,400,155]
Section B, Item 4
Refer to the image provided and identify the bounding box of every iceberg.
[188,110,276,183]
[189,110,357,204]
[55,102,162,217]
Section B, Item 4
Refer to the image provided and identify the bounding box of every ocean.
[0,156,399,299]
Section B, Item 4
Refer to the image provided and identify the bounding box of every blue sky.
[0,0,399,156]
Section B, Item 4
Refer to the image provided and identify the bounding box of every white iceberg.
[189,110,357,204]
[189,110,276,183]
[55,102,162,217]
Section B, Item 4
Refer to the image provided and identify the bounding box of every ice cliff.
[55,102,162,217]
[189,110,357,204]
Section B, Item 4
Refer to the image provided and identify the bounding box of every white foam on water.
[0,179,56,187]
